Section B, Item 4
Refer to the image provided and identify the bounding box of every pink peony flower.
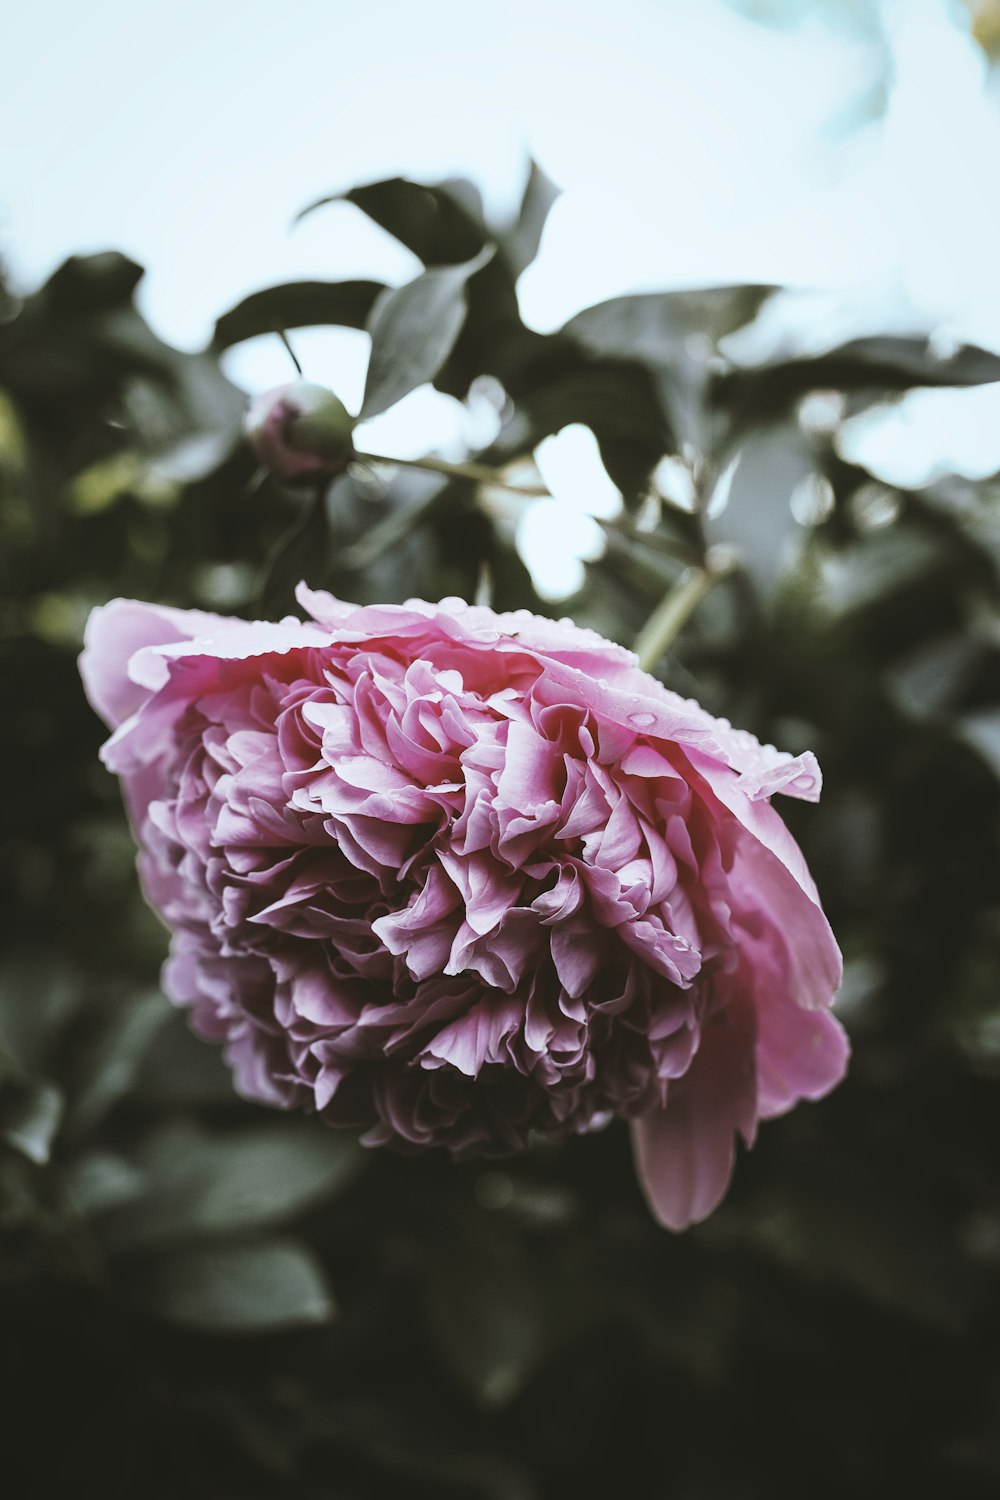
[80,586,847,1229]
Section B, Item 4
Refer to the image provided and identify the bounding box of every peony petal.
[755,995,850,1120]
[630,996,758,1231]
[80,597,230,728]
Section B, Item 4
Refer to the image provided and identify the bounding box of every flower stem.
[633,552,734,672]
[352,449,550,497]
[277,328,303,376]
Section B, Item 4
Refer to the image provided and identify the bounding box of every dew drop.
[629,711,656,728]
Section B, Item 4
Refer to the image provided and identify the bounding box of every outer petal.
[755,997,849,1120]
[523,656,823,804]
[692,756,843,1008]
[80,598,231,729]
[630,995,758,1231]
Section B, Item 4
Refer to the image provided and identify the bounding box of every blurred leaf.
[337,469,452,573]
[704,424,813,594]
[956,708,1000,778]
[69,450,173,514]
[138,1237,334,1331]
[105,1120,364,1251]
[502,159,560,279]
[887,633,983,719]
[43,251,144,310]
[744,1159,980,1333]
[0,955,81,1077]
[134,1010,237,1107]
[299,177,487,265]
[718,334,1000,433]
[423,1218,547,1408]
[565,284,775,362]
[360,246,495,419]
[1,1079,63,1165]
[513,362,667,501]
[813,524,944,619]
[564,284,774,451]
[63,1150,145,1216]
[65,987,172,1140]
[261,485,330,614]
[0,251,244,500]
[212,279,386,352]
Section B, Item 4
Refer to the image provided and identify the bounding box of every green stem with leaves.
[633,552,735,673]
[352,450,550,497]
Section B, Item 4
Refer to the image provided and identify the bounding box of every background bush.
[2,173,1000,1499]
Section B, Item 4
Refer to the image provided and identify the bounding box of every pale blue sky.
[3,0,1000,591]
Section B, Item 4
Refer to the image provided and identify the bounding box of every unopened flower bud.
[244,380,355,486]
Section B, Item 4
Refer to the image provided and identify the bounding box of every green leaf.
[65,987,172,1140]
[718,334,1000,432]
[139,1238,334,1331]
[514,361,668,495]
[43,251,144,310]
[212,279,386,352]
[563,284,774,451]
[63,1150,145,1216]
[337,472,455,573]
[298,177,487,266]
[360,246,494,420]
[105,1120,365,1251]
[423,1218,547,1408]
[0,251,245,483]
[887,634,982,719]
[0,954,81,1076]
[502,159,561,279]
[1,1079,64,1165]
[704,424,814,595]
[261,484,331,615]
[133,1010,237,1108]
[813,525,943,618]
[956,708,1000,778]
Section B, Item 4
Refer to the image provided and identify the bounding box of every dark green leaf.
[139,1238,334,1331]
[423,1220,546,1408]
[134,1010,237,1107]
[337,471,454,573]
[64,1150,145,1216]
[212,279,386,352]
[105,1120,365,1251]
[564,284,775,450]
[298,177,487,266]
[360,246,494,420]
[813,526,943,618]
[43,252,144,311]
[704,424,813,594]
[564,284,775,363]
[718,334,1000,432]
[502,159,561,279]
[956,708,1000,778]
[1,1079,63,1165]
[65,987,172,1139]
[0,955,81,1076]
[0,251,245,470]
[261,485,330,614]
[887,634,983,719]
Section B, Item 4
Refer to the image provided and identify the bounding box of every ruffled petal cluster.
[80,585,847,1229]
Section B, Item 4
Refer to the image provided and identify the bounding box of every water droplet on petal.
[629,711,656,728]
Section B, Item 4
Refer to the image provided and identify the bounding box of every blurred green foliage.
[2,169,1000,1498]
